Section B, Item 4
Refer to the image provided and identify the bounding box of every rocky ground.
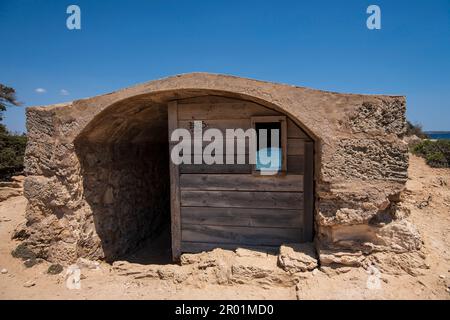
[0,155,449,300]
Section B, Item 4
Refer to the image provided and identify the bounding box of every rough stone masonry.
[19,73,421,266]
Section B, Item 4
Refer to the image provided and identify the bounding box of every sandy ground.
[0,155,449,300]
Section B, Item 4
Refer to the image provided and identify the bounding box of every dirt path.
[0,155,449,300]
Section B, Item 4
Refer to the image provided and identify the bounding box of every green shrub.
[0,125,27,180]
[412,139,450,168]
[406,121,429,139]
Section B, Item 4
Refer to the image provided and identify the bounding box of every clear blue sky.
[1,0,449,133]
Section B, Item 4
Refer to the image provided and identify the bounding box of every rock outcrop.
[278,244,318,273]
[114,248,305,287]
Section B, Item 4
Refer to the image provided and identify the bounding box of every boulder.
[48,264,64,275]
[23,280,36,288]
[235,248,271,258]
[318,248,365,267]
[231,255,295,287]
[277,243,318,273]
[180,248,235,270]
[11,220,29,240]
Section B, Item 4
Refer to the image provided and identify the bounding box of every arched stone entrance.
[73,90,315,262]
[74,101,171,262]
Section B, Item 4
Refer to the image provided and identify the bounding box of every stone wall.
[20,73,421,265]
[76,142,169,261]
[23,100,170,263]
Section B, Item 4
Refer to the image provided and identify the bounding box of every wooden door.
[168,97,313,260]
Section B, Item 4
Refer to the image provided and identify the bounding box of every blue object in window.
[256,147,282,172]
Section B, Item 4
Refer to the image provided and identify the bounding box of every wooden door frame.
[168,100,315,261]
[168,101,182,261]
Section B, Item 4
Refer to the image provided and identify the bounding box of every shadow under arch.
[74,88,317,264]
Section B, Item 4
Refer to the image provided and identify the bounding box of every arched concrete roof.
[29,73,402,145]
[26,72,407,186]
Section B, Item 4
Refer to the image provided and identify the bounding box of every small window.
[251,116,287,175]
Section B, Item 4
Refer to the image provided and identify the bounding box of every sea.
[425,132,450,140]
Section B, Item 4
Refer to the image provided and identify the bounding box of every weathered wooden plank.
[303,141,314,241]
[180,241,280,254]
[181,207,303,228]
[180,190,304,209]
[287,119,311,139]
[177,118,312,142]
[287,155,304,174]
[179,119,312,144]
[182,224,303,246]
[180,174,304,192]
[287,139,305,156]
[177,102,279,120]
[182,138,255,152]
[180,147,303,173]
[178,119,252,132]
[175,118,255,155]
[176,148,306,170]
[168,101,181,261]
[178,138,303,158]
[180,163,252,174]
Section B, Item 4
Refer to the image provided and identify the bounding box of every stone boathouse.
[22,73,421,265]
